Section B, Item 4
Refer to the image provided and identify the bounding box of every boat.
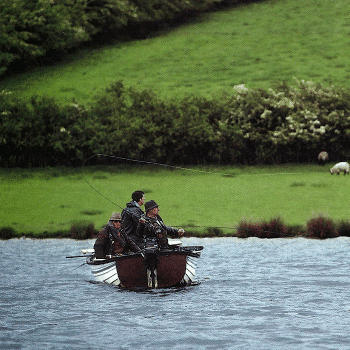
[83,238,203,288]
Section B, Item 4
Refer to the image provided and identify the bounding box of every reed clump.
[236,221,262,238]
[306,215,338,239]
[237,217,288,239]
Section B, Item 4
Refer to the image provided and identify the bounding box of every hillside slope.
[0,0,349,104]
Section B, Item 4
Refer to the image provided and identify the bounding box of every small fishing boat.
[83,239,203,288]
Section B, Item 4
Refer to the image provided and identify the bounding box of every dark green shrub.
[183,229,203,237]
[306,215,338,239]
[204,226,223,237]
[286,224,304,237]
[70,221,96,239]
[336,220,350,237]
[0,226,17,239]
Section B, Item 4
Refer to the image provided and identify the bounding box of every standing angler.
[122,190,145,247]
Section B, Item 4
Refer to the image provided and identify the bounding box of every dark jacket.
[122,201,144,246]
[136,214,180,248]
[94,224,139,258]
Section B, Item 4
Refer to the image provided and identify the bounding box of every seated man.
[136,200,185,248]
[94,212,132,258]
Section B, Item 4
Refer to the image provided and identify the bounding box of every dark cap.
[145,200,158,213]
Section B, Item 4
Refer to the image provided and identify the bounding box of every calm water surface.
[1,237,350,349]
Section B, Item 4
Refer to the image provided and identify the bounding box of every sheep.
[318,151,329,165]
[330,162,350,175]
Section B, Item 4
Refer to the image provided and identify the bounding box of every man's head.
[110,212,122,229]
[145,200,159,217]
[132,190,145,206]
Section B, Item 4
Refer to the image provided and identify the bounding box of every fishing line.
[80,153,300,236]
[80,153,223,211]
[80,154,123,209]
[80,153,300,206]
[82,175,122,209]
[92,153,302,176]
[93,153,229,175]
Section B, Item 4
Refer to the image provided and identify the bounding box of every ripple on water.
[1,237,350,349]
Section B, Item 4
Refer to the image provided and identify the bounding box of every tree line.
[1,79,350,167]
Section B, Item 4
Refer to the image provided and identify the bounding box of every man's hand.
[178,229,185,237]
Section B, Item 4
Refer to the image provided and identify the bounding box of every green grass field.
[1,164,348,237]
[1,0,349,104]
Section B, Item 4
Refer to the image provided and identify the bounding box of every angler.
[137,200,185,249]
[94,212,139,259]
[121,190,146,248]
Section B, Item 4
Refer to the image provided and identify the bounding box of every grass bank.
[1,0,349,104]
[1,164,348,238]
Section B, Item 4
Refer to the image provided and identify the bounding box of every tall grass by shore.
[1,0,349,104]
[1,164,349,238]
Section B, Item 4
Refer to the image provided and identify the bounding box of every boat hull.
[87,247,202,288]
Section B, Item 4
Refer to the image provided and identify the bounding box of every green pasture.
[1,164,348,237]
[1,0,350,104]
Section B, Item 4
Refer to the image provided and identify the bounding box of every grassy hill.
[1,0,349,104]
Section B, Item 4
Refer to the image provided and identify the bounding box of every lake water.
[1,237,350,349]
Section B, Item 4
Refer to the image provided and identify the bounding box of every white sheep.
[330,162,350,175]
[318,151,329,165]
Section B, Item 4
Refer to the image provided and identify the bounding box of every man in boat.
[121,190,145,247]
[94,212,137,258]
[136,200,185,248]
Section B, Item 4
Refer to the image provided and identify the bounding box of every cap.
[145,200,158,213]
[110,212,122,221]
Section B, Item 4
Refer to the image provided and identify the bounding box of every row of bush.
[235,215,345,239]
[0,0,248,76]
[0,221,96,240]
[1,79,350,167]
[0,214,347,240]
